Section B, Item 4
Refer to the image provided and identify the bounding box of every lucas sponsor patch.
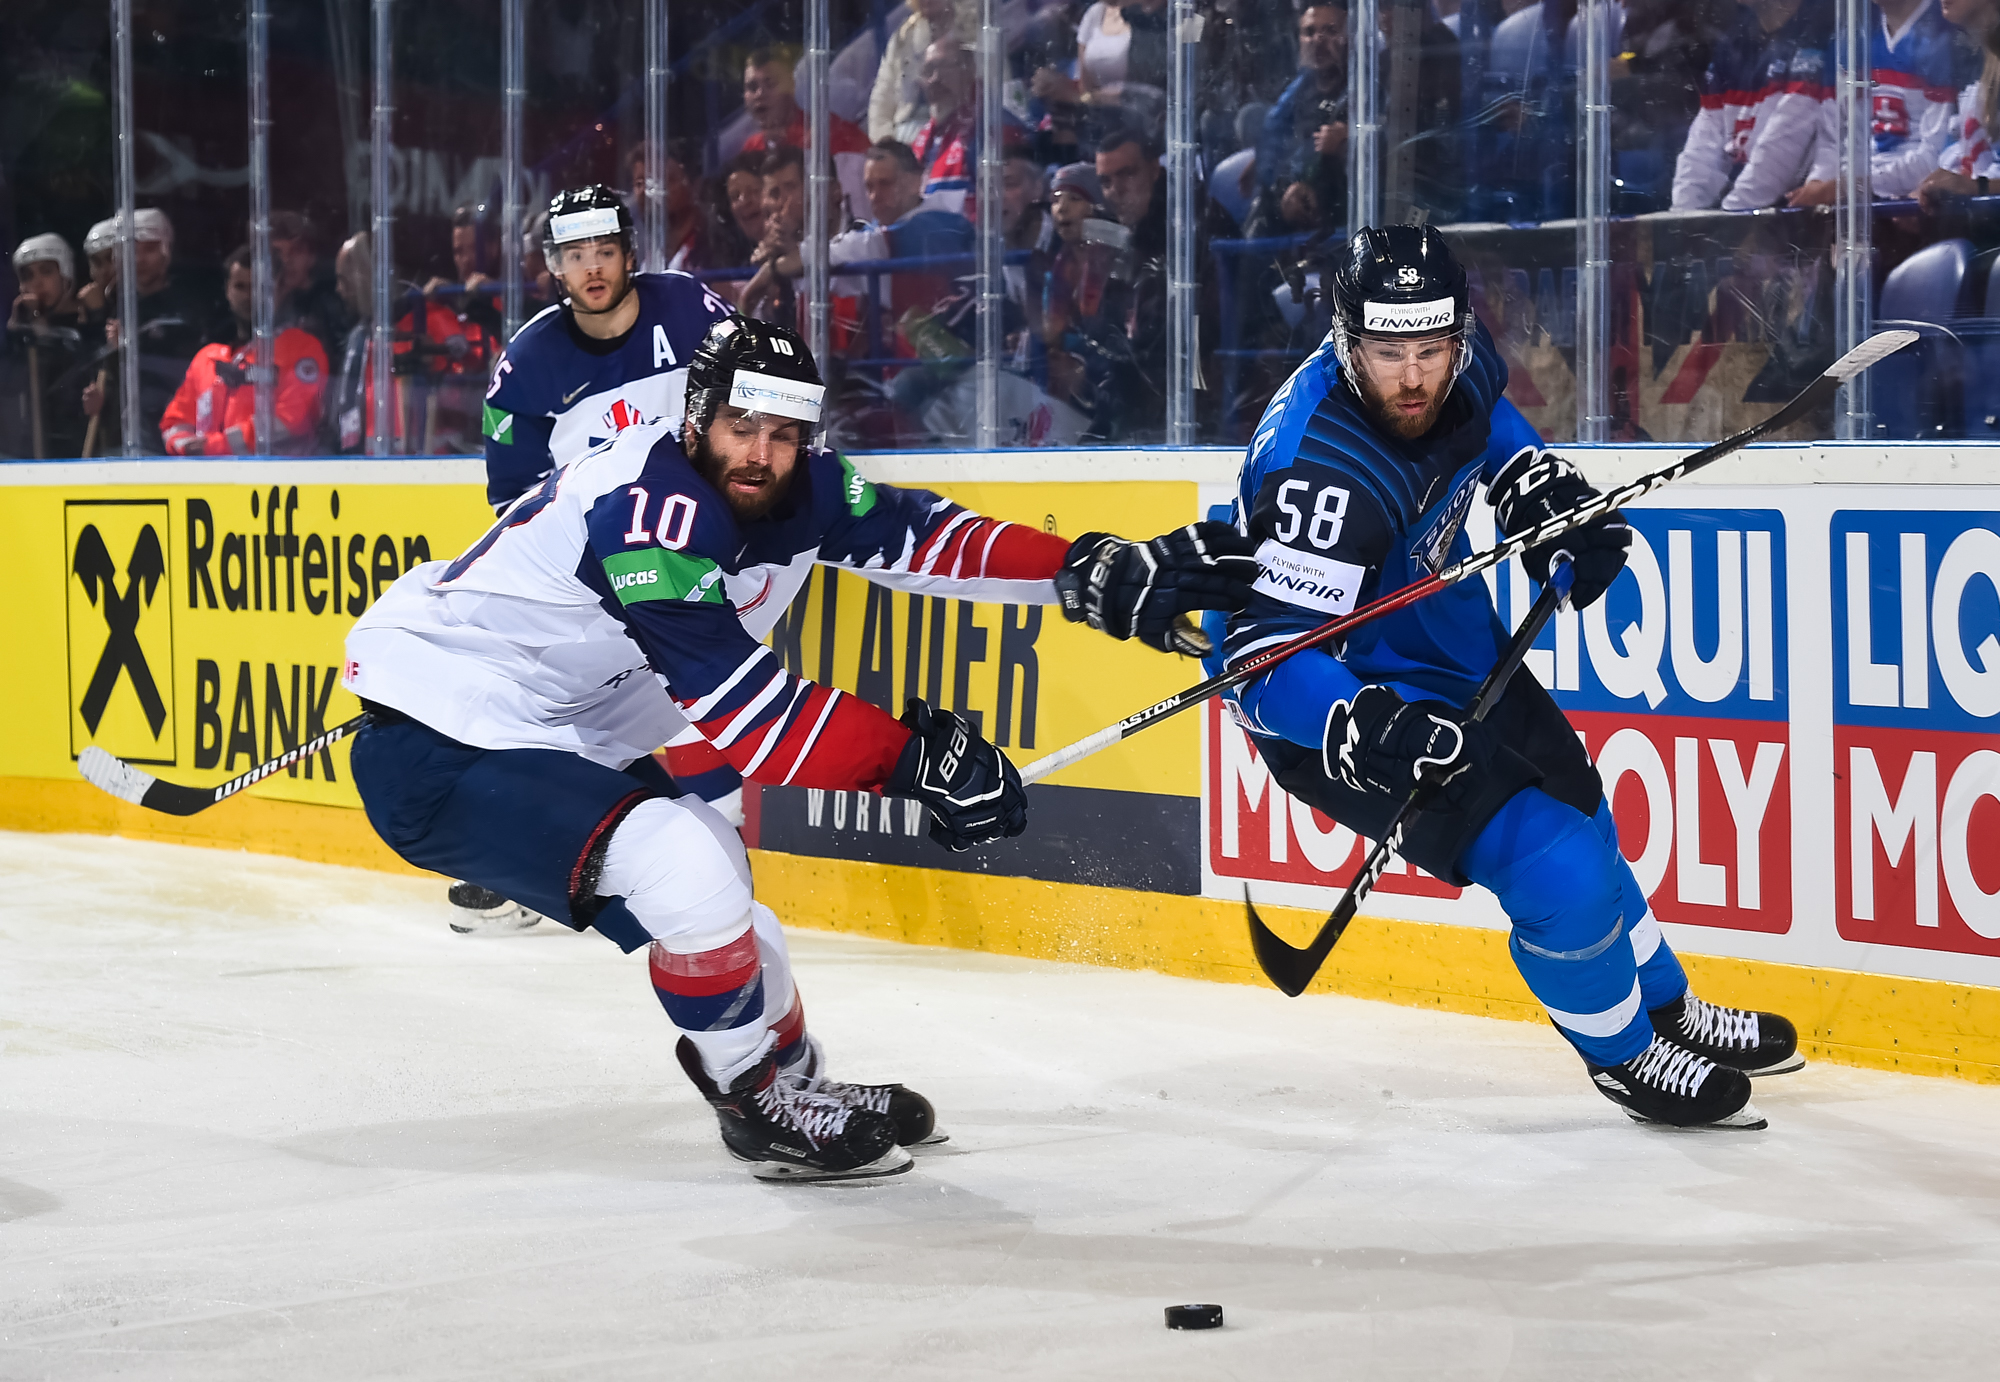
[1252,540,1366,614]
[601,548,727,606]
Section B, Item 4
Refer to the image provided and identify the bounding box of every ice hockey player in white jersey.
[453,183,738,934]
[343,315,1259,1180]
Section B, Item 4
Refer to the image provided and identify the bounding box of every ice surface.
[5,831,2000,1380]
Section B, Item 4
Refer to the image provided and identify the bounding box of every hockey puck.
[1164,1303,1224,1330]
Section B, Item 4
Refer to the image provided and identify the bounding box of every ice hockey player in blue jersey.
[481,184,734,514]
[1219,226,1802,1130]
[345,314,1259,1179]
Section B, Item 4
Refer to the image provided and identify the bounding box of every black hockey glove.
[1489,448,1630,610]
[887,699,1028,853]
[1053,521,1260,657]
[1322,684,1499,810]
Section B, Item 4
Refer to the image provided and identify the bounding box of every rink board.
[2,450,1998,1083]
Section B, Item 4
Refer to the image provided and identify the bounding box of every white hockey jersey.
[1672,6,1832,212]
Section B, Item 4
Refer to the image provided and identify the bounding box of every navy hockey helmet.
[542,184,635,272]
[1328,224,1475,385]
[684,315,827,441]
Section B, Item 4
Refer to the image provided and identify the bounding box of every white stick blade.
[1824,329,1919,383]
[78,746,156,805]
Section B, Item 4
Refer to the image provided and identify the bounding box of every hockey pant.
[350,710,805,1086]
[1265,674,1688,1067]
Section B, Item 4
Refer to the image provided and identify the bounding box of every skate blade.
[909,1129,950,1147]
[1747,1054,1806,1077]
[449,907,543,935]
[749,1144,915,1183]
[1625,1100,1768,1131]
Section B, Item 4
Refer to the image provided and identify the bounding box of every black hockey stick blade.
[77,712,373,816]
[1022,330,1917,790]
[1246,565,1572,997]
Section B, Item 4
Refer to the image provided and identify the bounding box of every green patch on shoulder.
[836,453,877,517]
[602,547,726,606]
[481,403,514,442]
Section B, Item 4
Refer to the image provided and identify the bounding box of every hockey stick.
[1016,328,1914,787]
[77,713,373,817]
[1246,559,1572,997]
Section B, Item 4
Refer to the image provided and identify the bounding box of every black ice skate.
[1587,1033,1766,1130]
[784,1036,947,1146]
[1650,993,1804,1076]
[446,881,543,935]
[676,1039,912,1182]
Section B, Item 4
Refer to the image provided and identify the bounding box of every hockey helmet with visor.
[684,314,827,442]
[541,184,635,273]
[1329,224,1475,391]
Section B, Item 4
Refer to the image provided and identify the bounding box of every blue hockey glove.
[888,699,1027,852]
[1489,449,1629,610]
[1054,521,1260,656]
[1322,685,1500,809]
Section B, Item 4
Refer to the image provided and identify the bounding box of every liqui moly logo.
[1832,513,2000,955]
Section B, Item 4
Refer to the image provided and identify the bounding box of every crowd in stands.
[13,0,2000,457]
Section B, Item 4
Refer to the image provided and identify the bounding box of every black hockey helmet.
[684,315,826,440]
[1328,224,1475,385]
[542,183,635,271]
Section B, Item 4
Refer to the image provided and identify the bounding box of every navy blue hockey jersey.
[1217,321,1542,753]
[480,271,733,511]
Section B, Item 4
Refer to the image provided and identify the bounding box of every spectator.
[270,210,351,363]
[7,233,93,458]
[738,49,871,219]
[418,205,504,372]
[1252,3,1349,237]
[715,149,770,266]
[911,41,980,217]
[1671,0,1833,211]
[1035,0,1173,141]
[159,244,329,456]
[332,230,373,452]
[1002,155,1056,305]
[869,0,979,143]
[1027,162,1150,439]
[1790,0,1962,205]
[521,211,558,311]
[741,146,810,320]
[831,139,976,354]
[1915,0,2000,209]
[76,209,206,454]
[626,140,719,273]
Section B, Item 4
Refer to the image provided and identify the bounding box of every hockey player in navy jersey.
[481,184,734,514]
[453,184,740,933]
[1217,227,1801,1130]
[344,314,1259,1179]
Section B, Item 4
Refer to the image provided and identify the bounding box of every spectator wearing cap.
[1024,162,1155,441]
[6,233,93,458]
[738,49,872,219]
[868,0,980,144]
[911,41,980,218]
[160,244,329,456]
[75,209,207,454]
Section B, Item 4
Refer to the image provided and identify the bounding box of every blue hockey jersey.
[480,271,733,511]
[1217,321,1543,753]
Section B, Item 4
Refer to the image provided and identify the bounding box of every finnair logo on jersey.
[729,370,824,422]
[1252,540,1365,615]
[1362,297,1456,333]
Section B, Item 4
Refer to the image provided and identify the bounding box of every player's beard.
[571,264,633,317]
[1355,367,1450,440]
[687,428,792,521]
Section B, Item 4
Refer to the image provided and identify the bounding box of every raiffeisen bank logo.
[66,499,176,765]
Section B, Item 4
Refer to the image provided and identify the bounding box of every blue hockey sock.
[1589,799,1689,1010]
[1462,789,1654,1068]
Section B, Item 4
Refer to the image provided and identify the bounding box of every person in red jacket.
[161,245,329,455]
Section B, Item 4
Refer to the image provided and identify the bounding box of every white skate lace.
[1630,1036,1716,1098]
[753,1080,853,1149]
[1678,994,1760,1051]
[795,1072,893,1115]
